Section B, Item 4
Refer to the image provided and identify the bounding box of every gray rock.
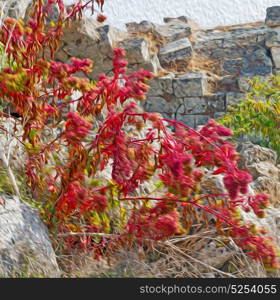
[0,194,60,277]
[154,21,192,43]
[173,71,209,97]
[118,37,150,64]
[226,92,245,108]
[183,98,208,114]
[195,115,209,127]
[265,6,280,27]
[241,46,273,76]
[126,20,155,34]
[271,47,280,68]
[223,59,243,74]
[159,38,193,66]
[57,19,126,79]
[194,26,267,61]
[144,96,180,113]
[147,74,175,96]
[174,114,195,128]
[218,76,240,92]
[266,27,280,47]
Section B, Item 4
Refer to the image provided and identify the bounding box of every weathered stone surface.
[218,76,240,92]
[174,114,195,128]
[223,59,243,74]
[237,142,280,206]
[266,27,280,47]
[0,194,60,277]
[147,74,175,96]
[159,38,193,66]
[226,92,245,107]
[173,71,209,97]
[252,177,280,206]
[265,6,280,27]
[144,96,180,113]
[238,142,278,167]
[271,47,280,68]
[193,26,267,60]
[126,20,155,34]
[154,21,192,43]
[118,37,150,64]
[182,98,208,114]
[57,19,126,79]
[241,46,273,76]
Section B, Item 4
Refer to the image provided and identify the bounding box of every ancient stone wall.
[54,6,280,128]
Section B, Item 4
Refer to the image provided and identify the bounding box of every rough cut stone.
[144,96,180,113]
[240,47,273,76]
[118,37,150,64]
[266,27,280,47]
[223,59,243,74]
[126,21,155,34]
[265,6,280,27]
[147,74,175,96]
[159,38,193,66]
[218,76,240,92]
[0,194,60,277]
[182,98,208,114]
[154,21,192,43]
[226,92,246,107]
[173,71,209,97]
[57,19,126,79]
[271,47,280,68]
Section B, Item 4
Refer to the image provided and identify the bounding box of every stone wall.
[54,6,280,128]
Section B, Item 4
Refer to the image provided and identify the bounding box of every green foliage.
[220,75,280,156]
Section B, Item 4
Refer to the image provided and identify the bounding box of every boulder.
[173,71,209,97]
[265,6,280,27]
[0,194,60,277]
[159,38,193,67]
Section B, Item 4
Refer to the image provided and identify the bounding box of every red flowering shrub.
[0,0,279,269]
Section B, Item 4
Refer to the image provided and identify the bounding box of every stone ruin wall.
[54,6,280,128]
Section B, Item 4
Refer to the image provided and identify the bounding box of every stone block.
[271,47,280,68]
[265,6,280,27]
[266,27,280,47]
[182,98,208,114]
[173,71,209,97]
[223,59,243,74]
[118,37,150,64]
[226,92,246,108]
[147,74,175,96]
[155,21,192,43]
[144,97,181,113]
[159,38,193,66]
[241,47,273,76]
